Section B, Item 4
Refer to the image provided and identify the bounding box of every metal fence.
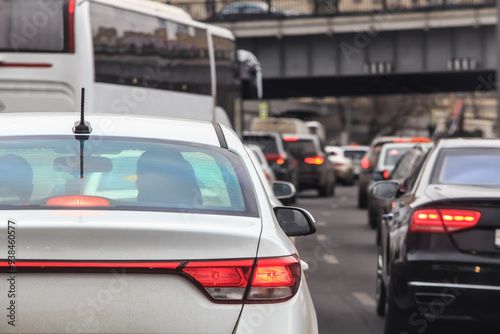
[167,0,495,22]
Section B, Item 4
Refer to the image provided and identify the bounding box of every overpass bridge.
[173,0,497,98]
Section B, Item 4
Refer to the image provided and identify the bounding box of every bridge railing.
[167,0,495,22]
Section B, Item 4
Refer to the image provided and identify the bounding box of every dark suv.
[282,134,335,197]
[242,131,299,191]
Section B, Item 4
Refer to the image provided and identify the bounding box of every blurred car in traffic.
[369,144,432,244]
[246,143,276,186]
[242,131,299,198]
[283,134,336,197]
[367,141,433,229]
[358,136,431,208]
[0,113,318,334]
[372,138,500,333]
[245,144,297,208]
[342,145,369,179]
[325,145,355,185]
[207,1,300,22]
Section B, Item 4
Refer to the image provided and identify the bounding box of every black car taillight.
[182,254,301,303]
[265,154,286,165]
[410,209,481,233]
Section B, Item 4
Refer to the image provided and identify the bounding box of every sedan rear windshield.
[0,136,258,216]
[284,139,317,158]
[242,135,279,155]
[431,148,500,186]
[0,0,71,52]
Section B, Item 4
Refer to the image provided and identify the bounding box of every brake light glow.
[284,137,299,142]
[383,170,389,179]
[410,209,481,233]
[304,156,324,165]
[68,0,75,53]
[393,139,409,143]
[265,154,286,165]
[182,255,301,303]
[410,137,431,143]
[46,196,110,207]
[361,157,370,169]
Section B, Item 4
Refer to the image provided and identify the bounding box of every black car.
[282,134,335,197]
[242,131,299,202]
[368,143,432,243]
[372,138,500,333]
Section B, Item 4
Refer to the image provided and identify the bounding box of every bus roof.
[86,0,234,39]
[86,0,192,21]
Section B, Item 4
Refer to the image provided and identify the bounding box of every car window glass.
[432,148,500,186]
[243,135,279,154]
[284,140,317,158]
[0,136,258,217]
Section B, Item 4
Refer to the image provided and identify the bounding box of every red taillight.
[182,255,301,303]
[393,139,409,143]
[283,137,299,142]
[265,154,286,165]
[248,255,300,302]
[68,0,75,53]
[304,156,324,165]
[383,170,389,179]
[46,196,110,207]
[361,157,370,169]
[410,137,431,143]
[410,209,481,233]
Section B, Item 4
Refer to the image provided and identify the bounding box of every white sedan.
[0,113,318,334]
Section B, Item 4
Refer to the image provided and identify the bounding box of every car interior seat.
[136,150,202,208]
[0,154,34,203]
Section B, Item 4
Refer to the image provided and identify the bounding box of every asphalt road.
[294,185,384,334]
[294,184,497,334]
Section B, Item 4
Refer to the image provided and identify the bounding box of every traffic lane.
[295,185,384,334]
[294,185,499,334]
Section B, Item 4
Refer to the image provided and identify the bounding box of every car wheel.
[358,189,368,209]
[318,183,329,197]
[368,210,377,229]
[375,249,386,317]
[376,275,386,317]
[384,279,418,334]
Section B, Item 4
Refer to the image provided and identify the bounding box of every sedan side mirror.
[369,181,400,200]
[273,206,316,237]
[272,181,296,200]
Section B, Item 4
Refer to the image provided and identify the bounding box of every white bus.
[0,0,261,131]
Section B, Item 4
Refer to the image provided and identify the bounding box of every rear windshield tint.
[431,148,500,186]
[284,139,317,158]
[0,0,70,52]
[344,150,366,160]
[242,135,279,155]
[378,146,413,171]
[0,136,259,217]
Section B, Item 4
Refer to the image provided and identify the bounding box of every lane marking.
[323,254,339,264]
[317,221,327,227]
[352,292,376,307]
[316,234,327,241]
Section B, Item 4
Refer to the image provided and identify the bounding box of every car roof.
[436,138,500,149]
[0,113,227,148]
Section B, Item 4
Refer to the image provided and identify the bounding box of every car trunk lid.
[0,210,262,333]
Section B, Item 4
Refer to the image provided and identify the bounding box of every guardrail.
[166,0,495,22]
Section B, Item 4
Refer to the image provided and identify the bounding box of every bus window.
[90,2,211,95]
[213,36,235,124]
[0,0,72,53]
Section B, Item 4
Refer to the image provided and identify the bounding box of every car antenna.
[73,88,92,136]
[73,88,92,179]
